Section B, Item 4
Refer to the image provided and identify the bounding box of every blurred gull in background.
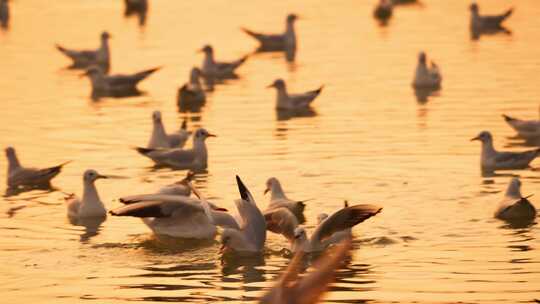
[5,147,69,188]
[0,0,9,29]
[242,14,298,53]
[135,128,215,170]
[412,52,442,89]
[268,79,323,110]
[81,66,160,98]
[177,67,206,108]
[494,177,536,222]
[65,169,109,219]
[147,111,190,149]
[502,106,540,139]
[470,3,513,33]
[471,131,540,171]
[56,31,111,72]
[200,45,248,79]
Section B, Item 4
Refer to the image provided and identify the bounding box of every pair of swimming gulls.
[110,176,382,254]
[502,106,540,139]
[471,131,540,171]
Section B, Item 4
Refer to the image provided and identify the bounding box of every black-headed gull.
[220,176,266,254]
[65,170,109,219]
[242,14,298,52]
[259,240,351,304]
[56,32,111,72]
[81,66,160,97]
[147,111,190,149]
[199,45,247,79]
[5,147,69,188]
[412,52,442,89]
[470,3,513,32]
[268,79,323,110]
[495,178,536,221]
[135,128,215,170]
[264,177,307,223]
[471,131,540,171]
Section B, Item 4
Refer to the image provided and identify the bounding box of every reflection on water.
[0,0,540,303]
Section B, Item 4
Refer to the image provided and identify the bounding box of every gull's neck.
[89,72,106,90]
[149,120,169,147]
[285,21,296,47]
[480,139,497,156]
[275,86,289,108]
[193,138,208,165]
[98,38,110,63]
[270,181,287,201]
[189,72,202,89]
[203,52,215,68]
[505,182,522,199]
[7,153,21,174]
[82,180,102,206]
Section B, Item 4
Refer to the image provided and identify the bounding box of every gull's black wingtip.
[236,175,249,201]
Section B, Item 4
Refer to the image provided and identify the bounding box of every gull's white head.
[267,79,286,90]
[317,213,329,224]
[83,169,108,183]
[471,131,493,143]
[505,177,522,198]
[152,110,162,124]
[193,128,216,141]
[264,177,281,195]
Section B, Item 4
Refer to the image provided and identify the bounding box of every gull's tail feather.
[55,44,68,54]
[241,27,261,39]
[134,146,155,156]
[502,8,513,20]
[502,114,517,123]
[133,67,162,82]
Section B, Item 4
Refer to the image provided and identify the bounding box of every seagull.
[177,67,206,107]
[374,0,393,22]
[292,204,382,253]
[200,45,248,79]
[124,0,147,14]
[135,128,215,170]
[471,131,540,171]
[65,169,109,219]
[110,194,239,239]
[220,176,267,254]
[56,31,111,72]
[81,65,160,97]
[124,171,195,198]
[264,177,307,223]
[494,178,536,221]
[5,147,69,188]
[268,79,323,110]
[0,0,9,28]
[502,107,540,139]
[470,3,513,32]
[412,52,442,89]
[242,14,298,52]
[259,240,351,304]
[147,111,190,149]
[264,207,299,242]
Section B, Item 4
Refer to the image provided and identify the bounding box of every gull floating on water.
[200,45,248,79]
[470,3,513,33]
[502,107,540,139]
[471,131,540,171]
[292,204,382,253]
[0,0,9,28]
[259,240,351,304]
[268,79,323,110]
[82,66,160,97]
[111,193,238,239]
[264,177,307,223]
[220,176,267,254]
[177,67,206,107]
[65,169,108,219]
[136,128,215,170]
[56,31,111,72]
[374,0,393,22]
[147,111,190,149]
[412,52,442,89]
[494,178,536,221]
[124,0,147,14]
[242,14,298,52]
[5,147,69,188]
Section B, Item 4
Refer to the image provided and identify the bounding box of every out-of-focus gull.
[494,178,536,221]
[124,0,147,13]
[65,169,108,219]
[135,128,215,170]
[56,31,111,71]
[374,0,393,21]
[81,65,160,96]
[147,111,190,149]
[178,67,206,106]
[268,79,323,110]
[470,3,513,32]
[220,176,267,254]
[412,52,442,89]
[264,177,307,223]
[292,204,382,253]
[471,131,540,171]
[242,14,298,52]
[111,194,238,239]
[0,0,9,28]
[502,107,540,139]
[125,171,195,198]
[264,207,299,243]
[200,45,248,79]
[5,147,69,188]
[259,240,352,304]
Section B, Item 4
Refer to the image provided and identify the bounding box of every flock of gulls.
[2,0,539,303]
